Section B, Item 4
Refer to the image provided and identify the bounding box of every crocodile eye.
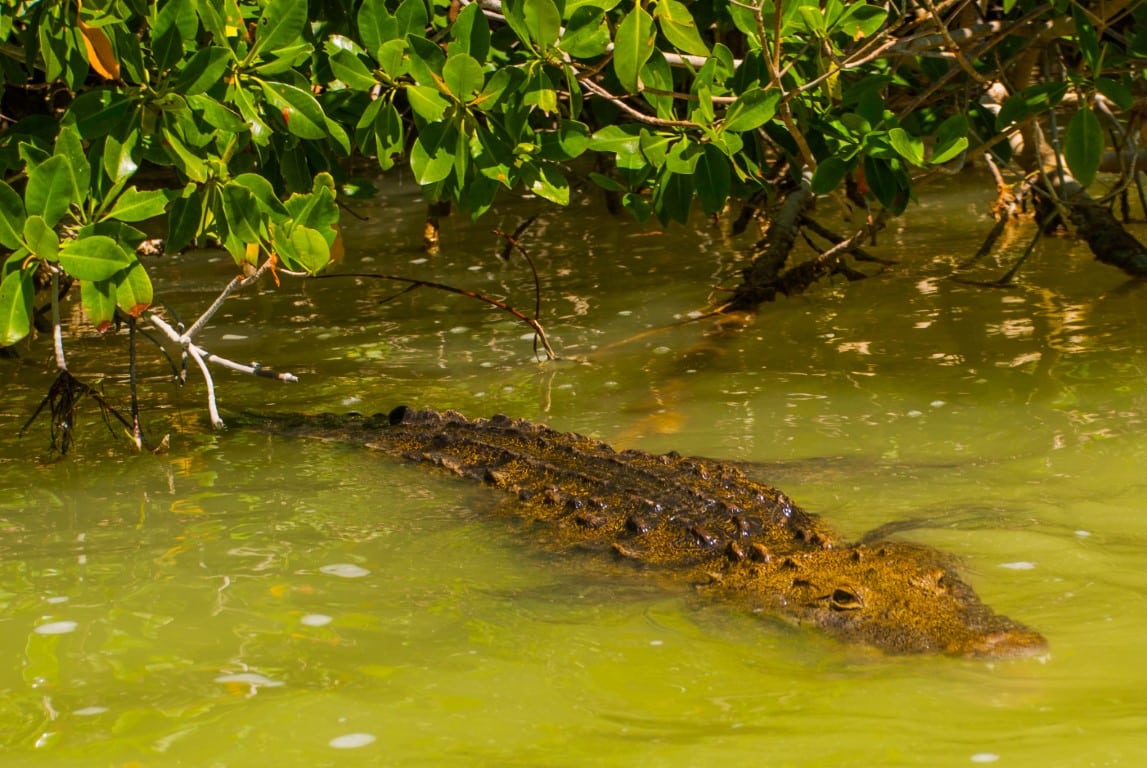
[829,588,864,611]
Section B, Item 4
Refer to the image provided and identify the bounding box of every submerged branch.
[315,272,558,360]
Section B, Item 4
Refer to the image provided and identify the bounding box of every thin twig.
[315,272,558,360]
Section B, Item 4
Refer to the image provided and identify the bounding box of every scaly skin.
[246,406,1047,658]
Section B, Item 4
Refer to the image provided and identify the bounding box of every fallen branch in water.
[145,257,299,428]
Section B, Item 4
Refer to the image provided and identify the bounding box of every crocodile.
[246,406,1048,658]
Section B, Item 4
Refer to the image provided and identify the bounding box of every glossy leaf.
[287,225,331,274]
[931,115,969,164]
[80,278,117,332]
[358,0,399,56]
[232,173,289,218]
[448,2,491,62]
[115,259,153,317]
[694,144,730,215]
[558,7,610,58]
[1064,106,1103,186]
[0,181,25,250]
[250,0,307,60]
[655,0,710,56]
[395,0,429,38]
[261,81,329,140]
[443,54,485,103]
[407,85,450,122]
[103,187,170,222]
[0,266,34,345]
[221,182,263,243]
[528,163,570,205]
[888,127,924,166]
[160,126,209,182]
[100,132,139,185]
[328,47,378,91]
[167,186,203,254]
[523,0,561,48]
[723,88,780,133]
[811,155,853,194]
[55,124,91,201]
[614,7,655,94]
[25,155,77,228]
[174,47,233,95]
[59,235,132,281]
[23,215,59,261]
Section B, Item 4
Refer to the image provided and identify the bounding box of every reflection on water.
[2,176,1147,766]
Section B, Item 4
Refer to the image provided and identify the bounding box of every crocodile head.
[741,542,1048,657]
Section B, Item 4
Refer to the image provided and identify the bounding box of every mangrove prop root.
[21,370,131,455]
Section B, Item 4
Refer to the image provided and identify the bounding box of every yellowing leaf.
[77,18,120,80]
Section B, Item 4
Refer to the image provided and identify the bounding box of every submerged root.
[21,370,131,455]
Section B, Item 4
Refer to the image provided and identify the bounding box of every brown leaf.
[78,17,120,80]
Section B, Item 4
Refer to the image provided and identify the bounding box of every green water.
[3,179,1147,766]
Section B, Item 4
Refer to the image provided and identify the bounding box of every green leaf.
[59,235,133,281]
[328,47,378,91]
[373,101,406,170]
[722,88,780,133]
[249,0,307,61]
[837,3,886,37]
[55,124,90,200]
[174,46,234,96]
[261,81,330,141]
[558,6,610,58]
[930,114,968,164]
[862,155,907,213]
[284,173,339,236]
[406,84,450,122]
[376,39,407,78]
[221,182,263,243]
[652,167,692,224]
[472,67,524,112]
[160,126,209,182]
[614,7,655,94]
[448,2,491,62]
[285,225,331,274]
[167,186,203,253]
[694,145,730,215]
[0,181,26,250]
[25,155,77,228]
[80,278,117,332]
[100,132,139,186]
[358,0,399,56]
[232,173,289,218]
[888,127,925,166]
[442,54,485,103]
[411,132,455,185]
[523,0,561,48]
[589,125,642,157]
[396,0,429,37]
[115,259,153,317]
[103,187,170,223]
[0,266,34,345]
[654,0,710,56]
[1064,106,1103,187]
[527,163,569,205]
[188,94,247,132]
[23,215,59,261]
[811,155,853,194]
[1071,3,1099,72]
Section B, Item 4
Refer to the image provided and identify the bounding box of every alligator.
[245,406,1048,658]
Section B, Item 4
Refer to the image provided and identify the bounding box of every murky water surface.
[3,177,1147,767]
